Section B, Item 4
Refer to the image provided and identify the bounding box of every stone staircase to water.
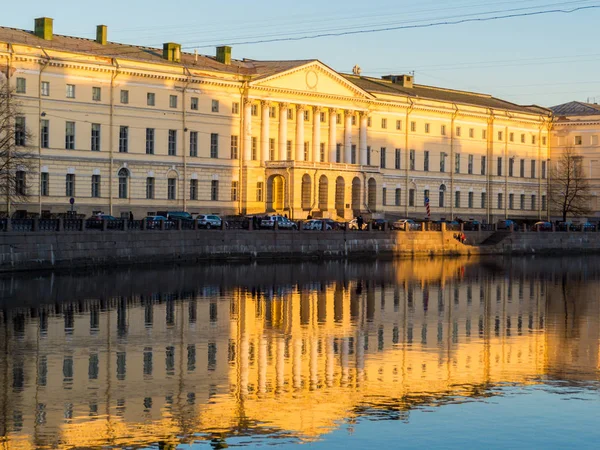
[480,231,511,246]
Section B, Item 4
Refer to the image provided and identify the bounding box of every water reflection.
[0,257,599,449]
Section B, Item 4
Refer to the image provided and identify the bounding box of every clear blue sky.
[4,0,600,107]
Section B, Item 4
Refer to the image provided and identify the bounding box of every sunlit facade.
[1,18,552,221]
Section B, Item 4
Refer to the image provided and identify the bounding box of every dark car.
[166,211,193,221]
[86,214,117,229]
[532,221,552,231]
[370,219,388,230]
[145,215,172,229]
[497,219,516,231]
[462,220,480,231]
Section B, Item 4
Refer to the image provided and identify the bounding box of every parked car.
[581,222,597,231]
[145,215,171,229]
[303,219,332,231]
[497,219,516,231]
[392,219,415,231]
[197,214,222,229]
[166,211,193,221]
[348,218,367,230]
[462,220,480,231]
[87,214,117,229]
[260,215,298,230]
[532,221,552,231]
[370,219,388,230]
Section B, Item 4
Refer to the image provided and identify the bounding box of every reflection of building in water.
[0,260,598,448]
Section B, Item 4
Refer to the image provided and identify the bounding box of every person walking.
[357,215,364,230]
[129,211,134,221]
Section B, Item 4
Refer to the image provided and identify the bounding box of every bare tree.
[549,146,591,222]
[0,78,34,217]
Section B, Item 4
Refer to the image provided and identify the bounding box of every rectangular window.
[380,147,386,168]
[381,118,387,129]
[271,138,277,161]
[16,77,26,93]
[395,149,401,169]
[211,180,219,201]
[120,90,129,104]
[66,84,75,98]
[255,181,264,202]
[269,106,277,118]
[542,160,547,179]
[468,154,473,174]
[41,81,50,97]
[65,174,75,197]
[65,121,75,150]
[366,146,371,165]
[455,154,460,173]
[521,134,526,143]
[366,116,371,127]
[423,150,429,171]
[509,132,514,142]
[146,128,155,155]
[455,190,461,208]
[509,193,514,210]
[320,111,326,123]
[191,97,199,110]
[91,123,101,151]
[231,181,239,201]
[395,188,401,206]
[189,179,198,200]
[211,99,219,112]
[15,116,26,146]
[319,142,325,162]
[351,144,357,164]
[15,171,25,195]
[481,156,487,175]
[168,129,177,156]
[232,102,240,115]
[441,124,446,136]
[439,189,445,207]
[231,135,239,159]
[189,131,198,157]
[209,133,218,158]
[40,172,49,196]
[252,137,258,160]
[409,149,415,170]
[169,95,178,108]
[520,194,525,210]
[305,110,310,122]
[481,192,487,209]
[119,126,128,153]
[91,175,101,198]
[469,128,474,138]
[146,177,154,199]
[482,130,487,140]
[532,136,536,145]
[40,119,49,148]
[497,193,503,210]
[90,87,103,102]
[497,157,502,176]
[289,141,295,160]
[509,158,514,177]
[424,123,430,133]
[251,104,258,116]
[409,189,415,207]
[531,160,536,178]
[396,120,402,131]
[531,195,537,211]
[410,121,416,132]
[440,152,446,172]
[456,126,461,137]
[382,187,387,205]
[542,195,547,211]
[168,179,176,200]
[498,131,503,141]
[520,159,525,177]
[147,92,155,106]
[468,191,474,208]
[542,136,547,145]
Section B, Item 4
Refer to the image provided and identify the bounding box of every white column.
[329,109,337,163]
[359,113,368,165]
[261,101,270,164]
[243,100,252,161]
[344,111,353,163]
[279,104,288,160]
[296,105,305,161]
[312,107,321,162]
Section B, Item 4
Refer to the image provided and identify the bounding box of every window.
[319,142,325,162]
[231,181,239,201]
[532,136,536,145]
[41,81,50,97]
[424,189,430,206]
[252,137,258,160]
[146,177,154,199]
[15,171,25,195]
[497,193,503,209]
[15,117,26,146]
[521,134,525,143]
[497,157,502,176]
[271,106,278,118]
[168,130,177,156]
[395,188,401,206]
[410,121,416,132]
[366,146,371,165]
[210,133,219,158]
[440,152,446,172]
[91,124,101,151]
[409,189,415,207]
[455,191,461,208]
[16,77,26,93]
[65,174,75,197]
[482,130,487,140]
[65,121,75,150]
[304,110,310,122]
[169,95,178,108]
[395,149,401,169]
[66,84,75,98]
[305,142,310,162]
[40,119,49,148]
[91,175,101,198]
[146,128,155,155]
[530,160,536,178]
[509,158,514,177]
[542,136,547,146]
[424,123,430,133]
[469,128,474,138]
[498,131,503,141]
[190,97,199,110]
[92,87,101,101]
[189,131,198,157]
[409,149,415,170]
[468,191,474,208]
[509,132,514,142]
[509,193,514,210]
[439,185,446,208]
[147,93,155,106]
[456,126,461,137]
[119,126,128,153]
[381,118,387,129]
[531,194,537,211]
[423,150,429,171]
[396,120,402,131]
[542,195,547,211]
[251,104,258,116]
[481,156,486,175]
[367,117,371,127]
[232,102,240,115]
[441,124,446,136]
[520,159,525,177]
[382,188,387,205]
[120,90,129,104]
[380,147,386,168]
[40,172,49,196]
[290,141,295,160]
[455,154,460,173]
[320,111,326,122]
[542,160,547,179]
[189,179,198,200]
[481,192,487,209]
[520,194,525,210]
[168,178,176,200]
[118,169,128,199]
[468,154,473,174]
[231,135,239,159]
[211,180,219,201]
[211,99,219,112]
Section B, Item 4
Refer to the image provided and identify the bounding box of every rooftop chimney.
[216,46,232,65]
[34,17,53,41]
[96,25,107,45]
[382,74,414,88]
[163,43,181,63]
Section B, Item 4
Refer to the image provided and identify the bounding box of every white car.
[197,214,222,229]
[303,219,333,231]
[261,215,298,230]
[392,219,416,231]
[348,219,367,230]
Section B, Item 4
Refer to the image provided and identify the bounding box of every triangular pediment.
[250,61,372,99]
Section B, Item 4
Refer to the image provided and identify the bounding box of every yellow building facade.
[1,18,551,221]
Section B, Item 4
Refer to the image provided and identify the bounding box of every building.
[1,17,551,221]
[550,101,600,218]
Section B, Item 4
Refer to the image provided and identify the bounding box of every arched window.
[118,168,129,199]
[439,184,446,208]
